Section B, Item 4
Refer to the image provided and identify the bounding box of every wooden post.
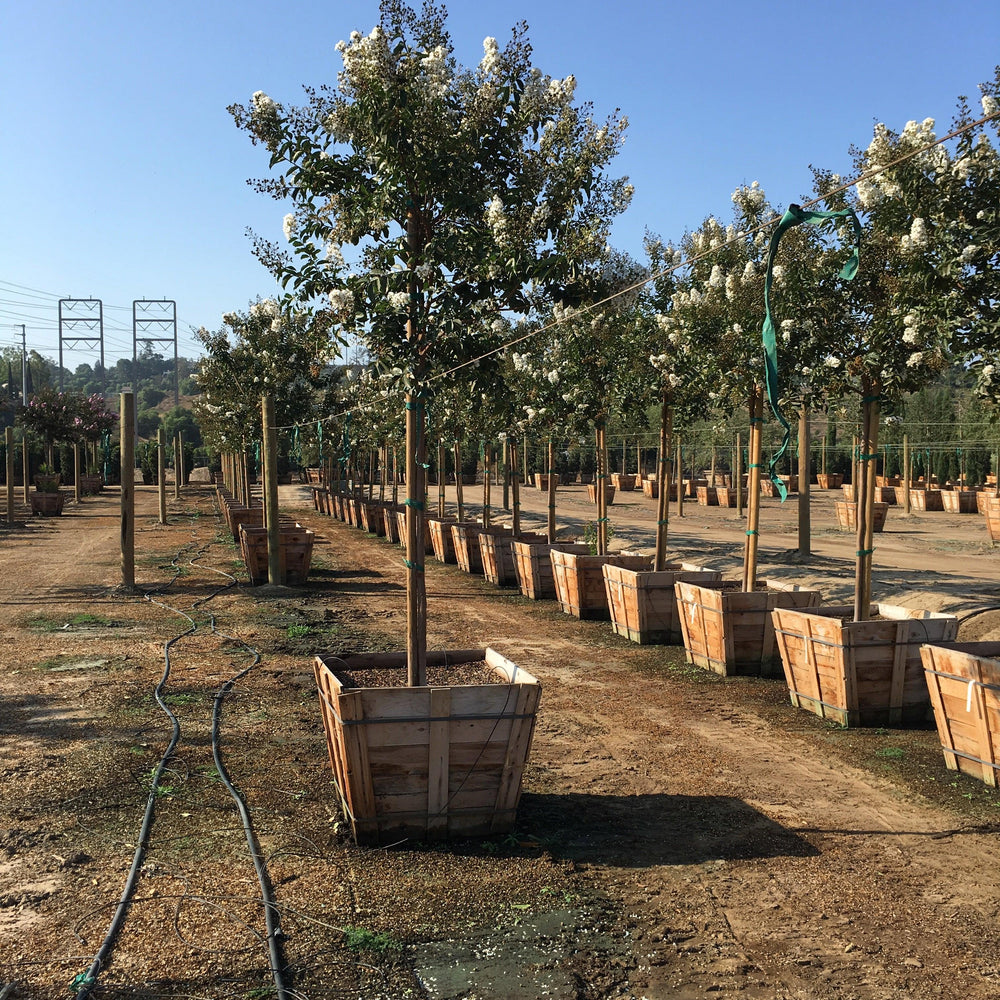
[482,444,492,528]
[710,445,717,487]
[853,388,880,622]
[120,391,135,590]
[742,389,764,592]
[597,422,609,555]
[546,437,557,544]
[454,440,465,522]
[654,394,672,572]
[437,441,446,517]
[392,445,399,505]
[21,431,30,507]
[736,432,743,516]
[176,432,185,496]
[502,439,510,511]
[157,427,167,525]
[797,405,810,558]
[675,435,684,518]
[379,443,387,502]
[405,394,428,687]
[510,440,522,536]
[5,427,14,523]
[903,433,912,513]
[821,436,827,476]
[636,436,641,479]
[262,395,282,585]
[72,442,81,504]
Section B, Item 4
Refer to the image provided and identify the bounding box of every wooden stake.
[903,433,912,513]
[21,431,29,507]
[483,444,492,528]
[120,391,135,590]
[157,427,167,525]
[675,435,684,518]
[742,388,763,592]
[853,386,880,622]
[5,427,14,523]
[262,395,282,585]
[736,432,743,516]
[510,440,521,536]
[437,441,446,517]
[798,405,810,557]
[546,437,557,544]
[654,395,672,572]
[405,393,428,687]
[454,440,465,522]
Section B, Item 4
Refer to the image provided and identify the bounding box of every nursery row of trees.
[196,1,998,674]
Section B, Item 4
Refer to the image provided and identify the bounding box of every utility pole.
[19,325,27,401]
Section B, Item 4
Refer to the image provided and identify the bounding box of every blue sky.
[1,0,997,370]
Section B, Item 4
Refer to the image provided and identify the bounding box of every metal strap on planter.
[923,666,1000,712]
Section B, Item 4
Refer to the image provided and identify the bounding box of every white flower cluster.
[336,27,392,92]
[328,288,355,317]
[325,242,345,269]
[899,216,929,253]
[901,312,924,345]
[250,298,280,321]
[984,94,999,118]
[387,291,409,312]
[420,45,450,101]
[251,91,277,119]
[731,181,766,213]
[480,36,501,76]
[283,213,297,241]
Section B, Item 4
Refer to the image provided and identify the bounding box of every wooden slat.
[888,621,909,723]
[427,688,451,837]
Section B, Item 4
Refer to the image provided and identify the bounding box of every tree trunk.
[262,395,282,585]
[546,437,557,544]
[511,440,521,536]
[654,395,672,572]
[853,384,880,623]
[454,440,465,521]
[797,405,810,558]
[742,388,764,592]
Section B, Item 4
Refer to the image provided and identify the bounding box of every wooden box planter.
[511,541,590,600]
[393,511,433,553]
[31,490,65,517]
[603,563,722,645]
[695,486,719,506]
[815,473,843,490]
[610,473,636,491]
[313,648,540,845]
[383,505,403,543]
[676,580,822,678]
[452,522,489,575]
[33,473,61,490]
[876,475,901,488]
[759,476,797,497]
[834,501,889,533]
[773,603,958,727]
[78,474,104,495]
[921,642,1000,787]
[428,517,459,564]
[909,489,944,511]
[984,503,1000,544]
[550,550,650,620]
[842,483,856,502]
[578,473,594,485]
[239,523,315,586]
[641,479,659,499]
[533,473,559,491]
[228,505,264,542]
[480,531,547,587]
[874,486,897,504]
[587,484,615,504]
[941,489,978,514]
[715,487,739,508]
[684,478,707,498]
[360,501,386,536]
[976,491,1000,516]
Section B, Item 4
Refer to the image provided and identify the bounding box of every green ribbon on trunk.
[762,203,862,501]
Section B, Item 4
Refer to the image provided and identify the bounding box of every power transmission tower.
[58,299,105,391]
[133,300,178,407]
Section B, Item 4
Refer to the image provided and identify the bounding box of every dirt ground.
[2,478,1000,999]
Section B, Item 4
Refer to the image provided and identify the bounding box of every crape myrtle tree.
[193,300,340,470]
[232,0,632,684]
[643,233,715,569]
[538,250,649,555]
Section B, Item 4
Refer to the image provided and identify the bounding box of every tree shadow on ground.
[517,791,819,866]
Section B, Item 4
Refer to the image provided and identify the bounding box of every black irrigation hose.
[71,607,192,998]
[72,505,290,999]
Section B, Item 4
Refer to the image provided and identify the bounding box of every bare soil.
[2,479,1000,999]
